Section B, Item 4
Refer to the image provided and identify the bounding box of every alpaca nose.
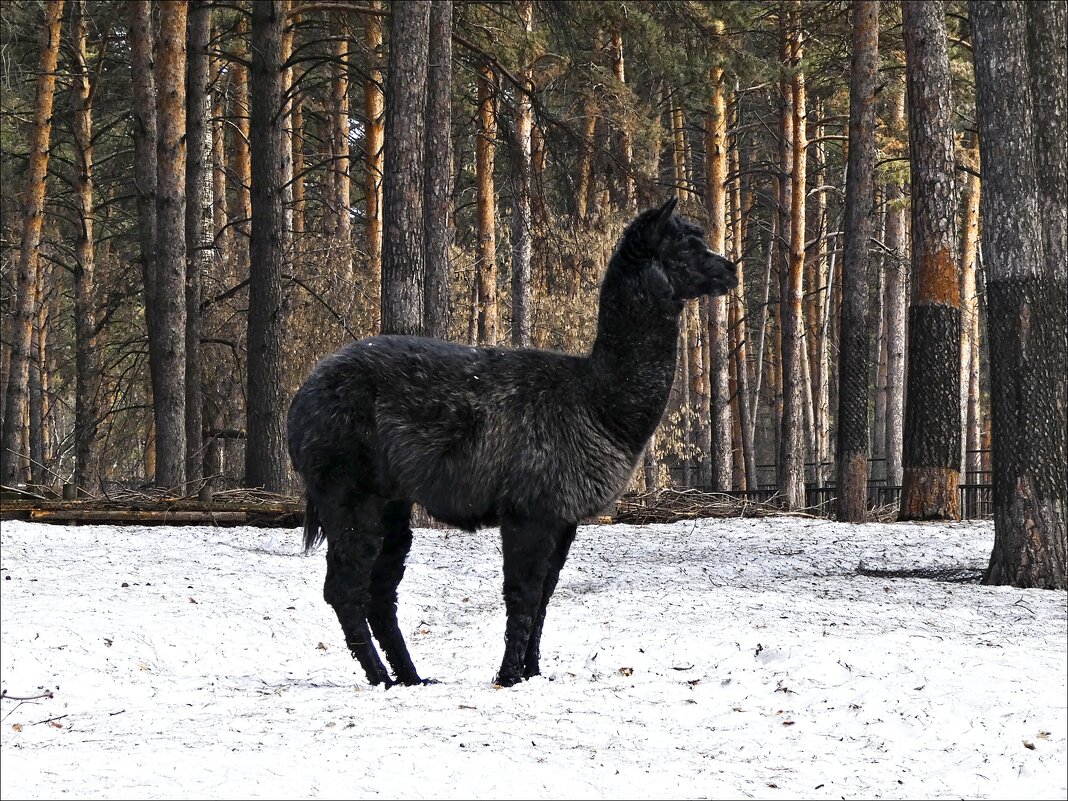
[718,256,740,289]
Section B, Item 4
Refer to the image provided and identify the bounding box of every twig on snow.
[1,689,54,701]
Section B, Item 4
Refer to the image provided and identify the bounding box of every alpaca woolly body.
[290,340,644,531]
[288,197,737,687]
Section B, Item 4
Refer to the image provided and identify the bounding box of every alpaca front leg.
[496,517,559,687]
[324,584,391,685]
[524,524,577,678]
[367,501,424,686]
[321,513,391,686]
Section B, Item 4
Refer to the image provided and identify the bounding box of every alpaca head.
[640,196,738,301]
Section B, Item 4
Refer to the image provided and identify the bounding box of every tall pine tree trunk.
[900,0,960,520]
[72,0,101,492]
[508,0,534,348]
[576,98,597,222]
[872,236,888,480]
[185,0,212,487]
[752,216,776,440]
[381,0,429,335]
[245,0,291,491]
[836,0,878,522]
[973,0,1066,588]
[289,10,305,245]
[706,45,732,491]
[808,119,831,488]
[671,103,690,201]
[226,22,251,484]
[730,130,757,490]
[959,133,981,487]
[329,26,352,280]
[232,17,252,283]
[1,0,63,487]
[424,0,454,341]
[204,59,229,488]
[128,0,160,483]
[611,30,635,213]
[777,1,806,510]
[29,271,53,487]
[362,2,384,327]
[688,99,710,487]
[154,0,189,491]
[883,82,908,488]
[475,58,498,344]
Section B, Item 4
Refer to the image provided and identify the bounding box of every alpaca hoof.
[384,675,434,689]
[494,673,524,688]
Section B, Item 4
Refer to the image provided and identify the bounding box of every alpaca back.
[288,336,638,528]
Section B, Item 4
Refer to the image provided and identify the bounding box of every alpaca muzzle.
[706,251,739,295]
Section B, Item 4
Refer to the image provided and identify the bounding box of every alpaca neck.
[588,257,682,453]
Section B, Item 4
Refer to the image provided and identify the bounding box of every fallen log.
[29,509,249,524]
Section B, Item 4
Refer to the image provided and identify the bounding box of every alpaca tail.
[302,493,326,552]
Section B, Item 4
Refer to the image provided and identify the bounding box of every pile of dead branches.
[1,485,303,527]
[608,487,817,525]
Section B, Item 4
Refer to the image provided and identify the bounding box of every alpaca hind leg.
[523,523,577,679]
[367,500,424,686]
[318,492,391,686]
[496,516,559,687]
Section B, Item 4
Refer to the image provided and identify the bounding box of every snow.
[1,515,1065,800]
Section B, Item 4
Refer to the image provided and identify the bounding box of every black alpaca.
[287,197,737,687]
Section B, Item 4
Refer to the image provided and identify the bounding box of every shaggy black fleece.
[287,197,737,687]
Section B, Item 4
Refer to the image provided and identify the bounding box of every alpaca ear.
[653,196,678,240]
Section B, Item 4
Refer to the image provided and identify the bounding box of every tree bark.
[612,30,635,213]
[676,313,692,485]
[510,0,534,348]
[232,17,252,282]
[28,269,54,487]
[836,0,879,522]
[128,0,159,483]
[362,2,384,327]
[872,234,887,480]
[246,0,291,491]
[707,46,731,491]
[424,0,453,341]
[687,303,710,486]
[671,103,690,201]
[900,0,961,520]
[884,82,908,488]
[71,0,101,491]
[959,133,981,485]
[807,111,831,488]
[752,216,776,440]
[730,127,757,491]
[475,58,498,345]
[154,0,189,491]
[1,0,63,486]
[289,11,305,244]
[205,57,229,488]
[185,0,213,487]
[972,0,1066,588]
[381,0,429,336]
[328,23,352,279]
[777,1,806,510]
[576,98,597,222]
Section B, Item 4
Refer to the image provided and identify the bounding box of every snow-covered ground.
[1,515,1065,800]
